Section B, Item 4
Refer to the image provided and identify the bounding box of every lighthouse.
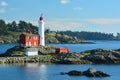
[38,15,45,46]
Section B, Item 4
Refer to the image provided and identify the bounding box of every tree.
[0,19,7,34]
[18,21,29,32]
[7,21,18,31]
[0,20,6,31]
[28,23,38,34]
[116,33,120,40]
[45,29,50,33]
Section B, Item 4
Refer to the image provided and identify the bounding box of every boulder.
[95,71,110,77]
[83,68,97,77]
[61,68,110,77]
[86,68,96,73]
[82,48,120,64]
[83,69,110,77]
[0,40,4,44]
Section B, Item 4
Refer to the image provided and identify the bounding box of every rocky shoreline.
[1,46,120,64]
[0,56,53,64]
[0,57,92,64]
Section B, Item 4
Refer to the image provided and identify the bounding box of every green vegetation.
[0,45,56,57]
[0,31,21,43]
[45,31,85,44]
[0,19,87,44]
[57,31,117,40]
[0,19,38,44]
[0,19,120,44]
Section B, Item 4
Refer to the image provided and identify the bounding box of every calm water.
[0,41,120,80]
[0,44,17,54]
[1,41,120,53]
[0,63,120,80]
[48,41,120,52]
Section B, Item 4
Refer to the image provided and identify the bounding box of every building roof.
[21,32,39,36]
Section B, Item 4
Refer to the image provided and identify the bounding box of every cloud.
[60,0,70,4]
[84,18,120,25]
[73,7,83,11]
[0,1,8,6]
[45,21,84,31]
[45,19,84,31]
[0,1,8,13]
[0,8,5,13]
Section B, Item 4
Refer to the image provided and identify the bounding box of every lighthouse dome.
[40,16,43,21]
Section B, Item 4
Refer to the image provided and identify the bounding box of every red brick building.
[55,48,69,54]
[20,34,40,47]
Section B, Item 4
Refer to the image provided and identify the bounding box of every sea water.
[48,40,120,52]
[0,63,120,80]
[0,41,120,80]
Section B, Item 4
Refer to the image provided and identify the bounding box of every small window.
[34,42,36,46]
[29,42,31,46]
[26,42,28,46]
[28,36,31,39]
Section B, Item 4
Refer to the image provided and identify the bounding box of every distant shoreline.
[0,41,95,44]
[46,41,95,44]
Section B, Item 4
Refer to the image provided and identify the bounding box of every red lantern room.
[40,16,43,21]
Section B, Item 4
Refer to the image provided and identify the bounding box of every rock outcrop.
[82,48,120,64]
[1,46,120,64]
[61,68,110,77]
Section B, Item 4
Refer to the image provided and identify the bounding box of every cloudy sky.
[1,0,120,34]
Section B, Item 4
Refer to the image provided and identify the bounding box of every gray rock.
[83,48,120,64]
[87,68,96,73]
[61,68,110,77]
[67,70,83,76]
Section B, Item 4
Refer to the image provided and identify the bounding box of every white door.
[26,42,28,46]
[34,42,36,46]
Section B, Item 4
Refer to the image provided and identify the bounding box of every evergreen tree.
[0,19,7,34]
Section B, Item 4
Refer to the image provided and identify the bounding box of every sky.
[1,0,120,34]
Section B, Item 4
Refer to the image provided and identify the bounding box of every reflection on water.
[39,64,47,80]
[0,63,120,80]
[22,63,47,80]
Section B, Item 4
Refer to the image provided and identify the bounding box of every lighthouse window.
[26,42,28,46]
[34,42,36,46]
[34,36,37,40]
[29,42,31,46]
[28,36,31,39]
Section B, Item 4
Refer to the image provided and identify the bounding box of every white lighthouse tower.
[38,15,45,46]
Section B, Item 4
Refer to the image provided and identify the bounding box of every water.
[0,41,120,80]
[0,44,17,54]
[48,41,120,52]
[1,41,120,54]
[0,63,120,80]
